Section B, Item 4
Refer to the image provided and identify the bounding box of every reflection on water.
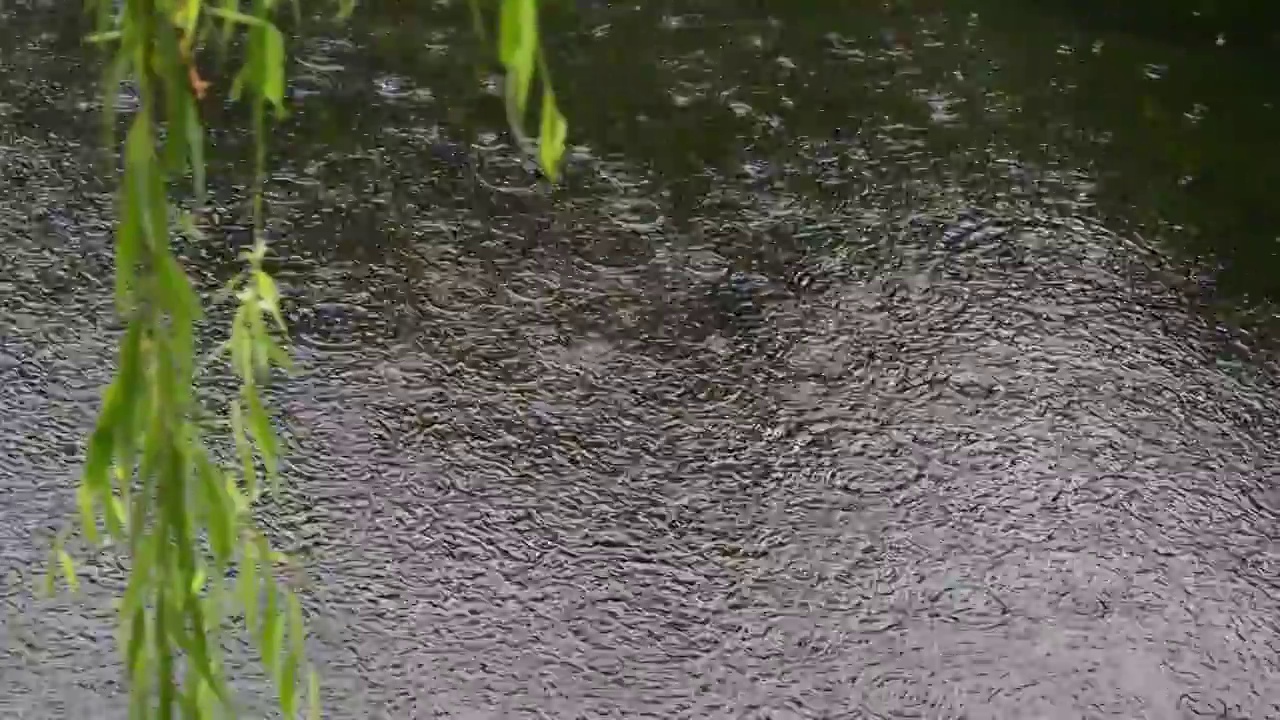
[3,1,1280,718]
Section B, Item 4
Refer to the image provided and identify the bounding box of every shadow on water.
[3,1,1280,718]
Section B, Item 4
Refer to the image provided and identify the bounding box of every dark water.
[4,1,1280,718]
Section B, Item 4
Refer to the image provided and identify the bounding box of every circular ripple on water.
[3,3,1280,719]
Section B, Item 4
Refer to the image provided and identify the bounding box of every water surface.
[2,1,1280,718]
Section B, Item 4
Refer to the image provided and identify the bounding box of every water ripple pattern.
[1,2,1279,719]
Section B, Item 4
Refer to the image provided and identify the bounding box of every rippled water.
[3,1,1280,718]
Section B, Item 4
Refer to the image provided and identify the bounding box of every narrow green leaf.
[84,30,122,44]
[178,593,230,707]
[178,676,201,720]
[160,257,200,318]
[184,94,206,203]
[76,483,101,546]
[83,322,141,505]
[538,90,568,181]
[231,309,256,380]
[106,319,145,475]
[56,547,79,593]
[308,668,321,720]
[217,0,243,54]
[160,25,190,176]
[224,451,248,503]
[254,270,287,333]
[231,398,257,502]
[207,5,269,27]
[230,62,250,102]
[249,311,271,378]
[261,24,287,114]
[266,336,296,374]
[120,530,153,625]
[498,0,535,70]
[196,454,234,566]
[280,651,299,718]
[260,586,282,676]
[245,390,280,486]
[185,0,205,36]
[124,605,148,677]
[123,113,158,246]
[83,411,116,488]
[499,0,537,122]
[155,593,177,719]
[106,494,128,538]
[156,256,201,394]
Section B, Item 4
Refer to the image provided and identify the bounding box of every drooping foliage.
[52,1,567,717]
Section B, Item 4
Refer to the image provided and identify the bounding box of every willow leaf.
[499,0,536,123]
[539,88,567,180]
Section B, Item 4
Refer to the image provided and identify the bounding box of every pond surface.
[3,1,1280,718]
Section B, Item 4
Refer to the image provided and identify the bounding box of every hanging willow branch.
[53,0,569,717]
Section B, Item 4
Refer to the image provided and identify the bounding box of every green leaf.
[230,399,258,502]
[156,596,177,715]
[196,454,234,566]
[237,545,260,635]
[538,89,568,181]
[160,26,191,176]
[158,252,202,325]
[79,319,141,545]
[56,546,79,593]
[262,24,287,114]
[124,605,148,677]
[254,270,287,333]
[266,336,296,374]
[207,5,268,27]
[123,114,159,244]
[249,311,271,378]
[245,390,280,488]
[156,255,201,396]
[230,62,249,103]
[107,319,145,469]
[280,651,299,717]
[184,95,206,203]
[107,494,128,537]
[260,586,282,676]
[113,214,141,311]
[177,592,230,707]
[499,0,537,122]
[217,0,243,55]
[231,308,256,380]
[190,566,207,595]
[308,668,322,720]
[84,30,122,44]
[76,483,101,546]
